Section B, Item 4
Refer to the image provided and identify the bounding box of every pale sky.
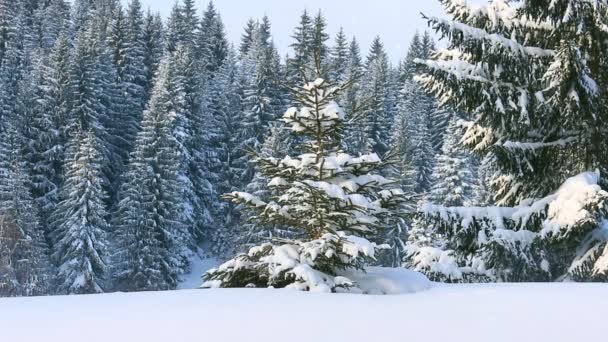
[125,0,480,63]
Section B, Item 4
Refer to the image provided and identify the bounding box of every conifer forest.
[1,0,608,304]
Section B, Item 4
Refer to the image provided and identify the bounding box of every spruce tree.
[0,109,53,297]
[428,117,475,207]
[51,130,109,294]
[204,48,244,255]
[112,56,193,291]
[203,57,409,292]
[411,0,608,282]
[25,36,72,223]
[142,10,164,102]
[287,10,314,84]
[329,28,349,84]
[198,1,228,74]
[358,37,394,156]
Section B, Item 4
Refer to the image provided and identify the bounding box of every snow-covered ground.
[177,250,219,290]
[1,281,606,342]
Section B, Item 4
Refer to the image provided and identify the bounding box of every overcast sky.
[125,0,476,63]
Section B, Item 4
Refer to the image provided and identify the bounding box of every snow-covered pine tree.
[112,56,193,291]
[198,1,228,74]
[0,106,53,297]
[329,28,349,84]
[165,0,198,53]
[107,0,147,173]
[68,21,120,194]
[411,0,608,282]
[32,0,71,52]
[204,48,245,255]
[166,43,213,243]
[428,117,475,207]
[202,58,410,292]
[358,37,394,156]
[24,35,72,224]
[390,33,438,195]
[239,18,257,57]
[341,38,364,153]
[238,24,285,184]
[50,130,109,294]
[286,10,314,85]
[142,10,164,102]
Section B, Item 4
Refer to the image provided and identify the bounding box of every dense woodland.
[1,0,608,296]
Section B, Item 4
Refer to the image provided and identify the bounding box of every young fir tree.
[410,0,608,282]
[112,56,193,291]
[51,130,109,294]
[202,59,409,292]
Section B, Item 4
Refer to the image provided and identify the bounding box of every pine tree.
[0,108,53,297]
[166,0,198,53]
[238,25,284,184]
[108,0,147,167]
[358,37,394,156]
[411,0,608,282]
[198,1,228,74]
[287,10,314,84]
[69,23,118,190]
[142,10,164,102]
[51,130,109,294]
[33,0,71,52]
[113,55,194,291]
[172,44,212,242]
[239,18,256,57]
[341,38,364,153]
[203,57,410,292]
[428,117,475,207]
[25,36,72,223]
[329,28,349,84]
[204,48,244,255]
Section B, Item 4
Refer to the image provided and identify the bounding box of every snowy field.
[1,280,606,342]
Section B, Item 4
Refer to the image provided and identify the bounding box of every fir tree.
[142,10,164,102]
[358,37,394,156]
[0,107,52,297]
[25,36,72,223]
[198,1,228,74]
[203,56,410,292]
[112,57,193,291]
[287,10,314,84]
[51,130,109,294]
[428,117,475,207]
[411,0,608,282]
[329,28,349,84]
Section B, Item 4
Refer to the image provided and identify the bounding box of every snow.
[1,282,607,342]
[177,252,219,290]
[541,171,606,238]
[339,267,432,295]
